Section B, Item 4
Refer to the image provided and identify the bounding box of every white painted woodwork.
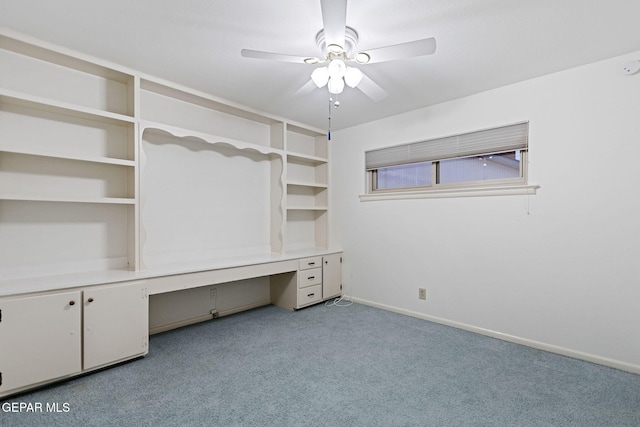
[143,259,300,296]
[285,126,329,252]
[0,32,137,281]
[0,291,82,395]
[83,281,148,370]
[298,268,322,288]
[0,281,148,397]
[299,257,322,270]
[322,253,342,300]
[270,254,342,310]
[0,30,343,397]
[0,43,134,117]
[297,284,323,306]
[139,83,272,147]
[0,30,334,286]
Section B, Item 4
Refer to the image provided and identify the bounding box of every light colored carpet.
[2,302,639,426]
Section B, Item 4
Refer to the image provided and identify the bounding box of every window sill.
[359,184,540,202]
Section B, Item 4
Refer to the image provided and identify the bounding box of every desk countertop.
[0,248,342,297]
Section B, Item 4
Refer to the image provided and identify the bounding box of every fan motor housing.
[316,26,359,57]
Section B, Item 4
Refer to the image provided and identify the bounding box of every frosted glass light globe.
[327,59,346,79]
[327,76,345,94]
[311,67,330,88]
[344,66,363,88]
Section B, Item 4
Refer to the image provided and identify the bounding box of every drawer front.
[298,267,322,288]
[299,256,322,270]
[297,284,322,307]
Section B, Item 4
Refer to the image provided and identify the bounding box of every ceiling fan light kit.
[311,59,363,94]
[327,58,347,78]
[240,0,436,103]
[311,66,330,87]
[308,26,366,94]
[344,66,363,88]
[328,75,345,94]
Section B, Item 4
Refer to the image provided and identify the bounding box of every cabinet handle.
[69,300,76,306]
[308,262,315,266]
[87,297,94,303]
[307,293,315,298]
[308,276,315,280]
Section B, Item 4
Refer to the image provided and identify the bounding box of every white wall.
[330,51,640,372]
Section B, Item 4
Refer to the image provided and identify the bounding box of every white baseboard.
[350,296,640,375]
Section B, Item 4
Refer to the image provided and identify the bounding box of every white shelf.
[287,152,327,164]
[0,147,135,167]
[140,121,284,159]
[0,88,135,125]
[287,206,328,211]
[0,194,136,205]
[287,181,328,189]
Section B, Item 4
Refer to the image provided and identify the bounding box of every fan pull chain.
[327,96,340,140]
[327,97,332,140]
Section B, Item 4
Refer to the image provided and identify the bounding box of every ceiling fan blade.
[241,49,317,64]
[294,79,318,97]
[361,37,436,64]
[357,72,388,101]
[320,0,347,49]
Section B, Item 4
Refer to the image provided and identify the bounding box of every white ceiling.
[2,0,640,131]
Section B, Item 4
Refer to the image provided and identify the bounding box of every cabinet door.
[323,253,342,299]
[83,281,148,370]
[0,291,82,396]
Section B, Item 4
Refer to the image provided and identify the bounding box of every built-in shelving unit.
[284,124,329,251]
[0,30,342,399]
[0,30,333,286]
[139,78,277,148]
[0,32,138,281]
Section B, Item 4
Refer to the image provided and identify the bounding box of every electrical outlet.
[210,288,217,300]
[623,60,640,75]
[418,288,427,300]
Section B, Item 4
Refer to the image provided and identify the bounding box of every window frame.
[361,122,539,201]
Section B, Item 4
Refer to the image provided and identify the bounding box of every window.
[364,122,535,199]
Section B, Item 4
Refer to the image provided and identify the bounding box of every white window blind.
[365,122,528,171]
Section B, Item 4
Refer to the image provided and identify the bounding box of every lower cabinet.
[322,253,342,300]
[0,290,82,395]
[83,282,149,370]
[0,281,148,398]
[0,254,340,397]
[271,253,342,310]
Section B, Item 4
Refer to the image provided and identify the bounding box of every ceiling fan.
[240,0,436,101]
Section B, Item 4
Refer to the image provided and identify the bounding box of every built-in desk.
[144,255,299,296]
[0,250,339,297]
[0,249,342,398]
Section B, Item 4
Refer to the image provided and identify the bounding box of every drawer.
[298,267,322,289]
[297,284,322,307]
[299,256,322,270]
